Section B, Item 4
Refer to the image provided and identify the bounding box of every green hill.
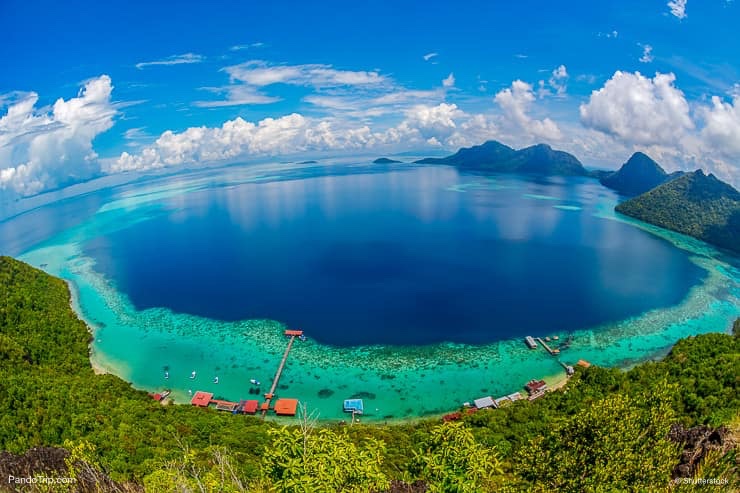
[616,170,740,254]
[415,140,589,176]
[373,157,402,164]
[600,152,680,195]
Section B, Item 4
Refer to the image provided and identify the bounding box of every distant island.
[600,152,684,196]
[415,140,590,176]
[298,160,318,164]
[373,157,402,164]
[616,170,740,254]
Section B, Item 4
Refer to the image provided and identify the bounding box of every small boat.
[299,335,307,342]
[190,371,197,379]
[164,371,169,380]
[188,389,193,396]
[213,377,219,384]
[250,379,261,386]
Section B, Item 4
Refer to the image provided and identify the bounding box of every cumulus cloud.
[698,94,740,159]
[541,65,569,97]
[668,0,687,19]
[494,80,562,140]
[579,70,740,185]
[442,73,455,88]
[135,53,204,70]
[0,75,116,196]
[110,103,500,172]
[639,45,654,63]
[579,71,693,146]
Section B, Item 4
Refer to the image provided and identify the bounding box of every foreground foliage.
[1,256,738,492]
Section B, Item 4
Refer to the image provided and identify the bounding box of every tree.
[410,421,502,493]
[516,383,678,492]
[260,425,389,492]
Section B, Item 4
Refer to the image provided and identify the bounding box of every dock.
[536,337,560,355]
[262,329,303,417]
[524,336,537,349]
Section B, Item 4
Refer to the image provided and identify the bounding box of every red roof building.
[241,400,259,414]
[191,391,213,407]
[525,380,548,394]
[274,398,299,416]
[284,329,304,337]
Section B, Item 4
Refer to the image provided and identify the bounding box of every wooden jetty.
[262,329,303,417]
[536,337,560,355]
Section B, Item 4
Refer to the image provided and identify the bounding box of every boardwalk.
[262,330,302,417]
[536,337,560,355]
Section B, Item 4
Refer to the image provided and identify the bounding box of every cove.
[83,164,704,346]
[9,161,738,421]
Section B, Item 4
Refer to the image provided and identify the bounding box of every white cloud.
[579,71,693,146]
[194,85,281,107]
[225,60,386,88]
[0,75,116,196]
[495,80,562,140]
[442,73,455,88]
[548,65,569,96]
[639,45,654,63]
[698,94,740,159]
[110,103,501,173]
[668,0,687,19]
[302,88,446,120]
[229,42,265,51]
[423,52,438,61]
[135,53,204,70]
[194,61,388,108]
[597,30,619,38]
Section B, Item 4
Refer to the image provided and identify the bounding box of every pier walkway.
[536,337,560,355]
[262,330,303,417]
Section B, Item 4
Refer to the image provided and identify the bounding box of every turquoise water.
[12,162,740,422]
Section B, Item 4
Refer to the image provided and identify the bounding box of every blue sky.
[1,0,739,197]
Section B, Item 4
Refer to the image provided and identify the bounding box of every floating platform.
[343,399,364,414]
[525,336,537,349]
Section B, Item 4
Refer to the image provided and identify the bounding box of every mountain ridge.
[414,140,590,176]
[600,152,682,195]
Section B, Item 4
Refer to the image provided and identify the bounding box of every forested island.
[616,170,740,254]
[414,140,589,176]
[412,140,739,254]
[0,256,737,492]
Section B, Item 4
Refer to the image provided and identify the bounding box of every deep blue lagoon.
[82,164,705,346]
